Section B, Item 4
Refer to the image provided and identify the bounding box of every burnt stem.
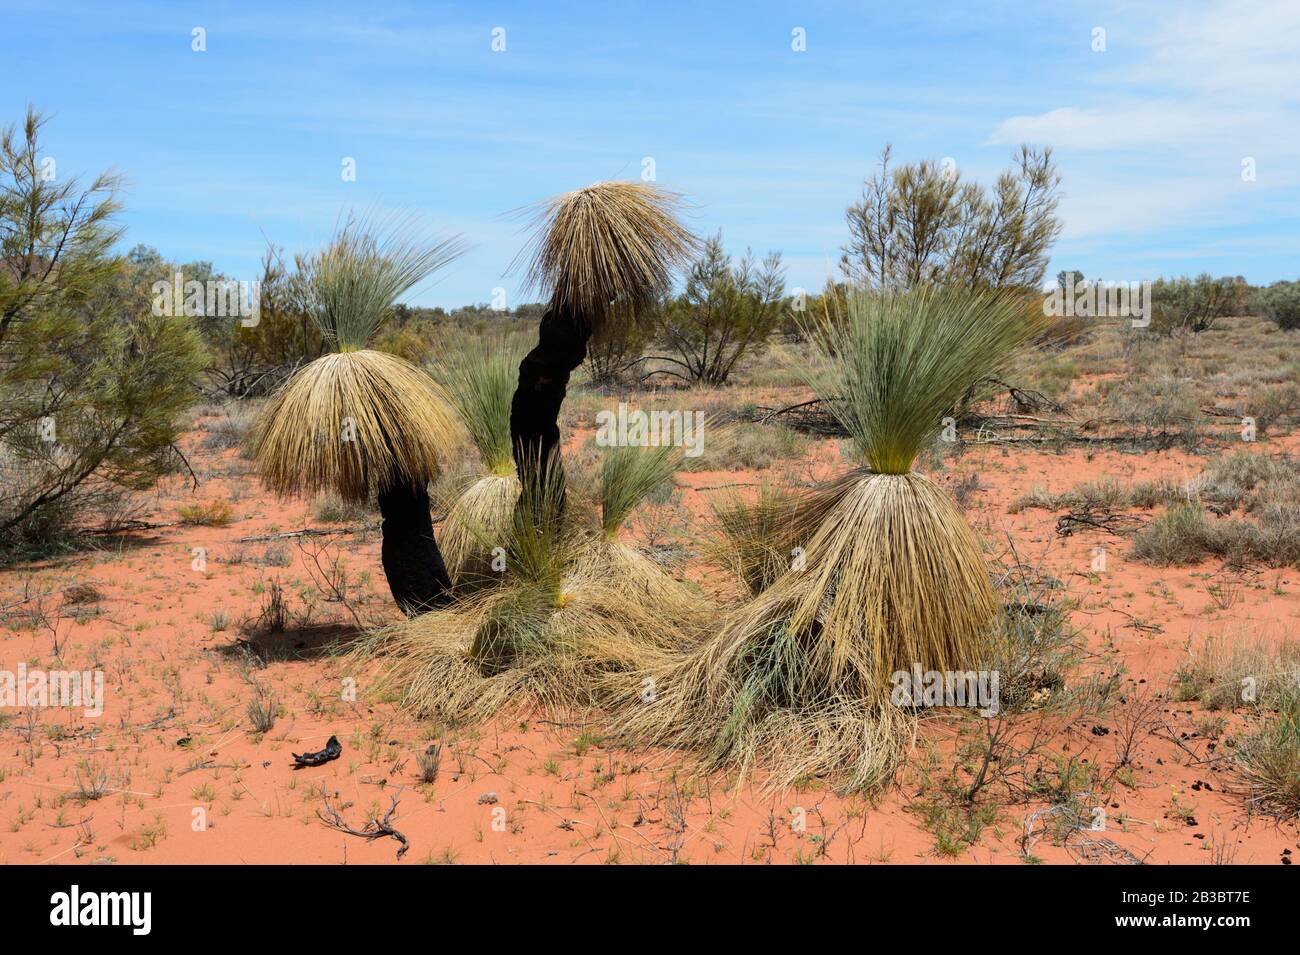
[377,478,453,616]
[509,304,593,502]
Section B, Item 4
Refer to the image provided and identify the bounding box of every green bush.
[1149,274,1250,335]
[648,234,785,385]
[1257,280,1300,331]
[1,108,206,559]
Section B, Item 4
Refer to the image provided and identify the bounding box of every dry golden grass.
[783,471,997,683]
[705,475,844,596]
[431,333,530,583]
[612,469,991,791]
[517,180,698,326]
[439,473,521,586]
[247,349,460,501]
[355,448,714,723]
[354,559,695,725]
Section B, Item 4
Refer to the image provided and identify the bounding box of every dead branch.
[318,787,409,860]
[237,524,381,543]
[1055,508,1148,538]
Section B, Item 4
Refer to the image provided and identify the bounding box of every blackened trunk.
[377,479,453,616]
[510,304,593,497]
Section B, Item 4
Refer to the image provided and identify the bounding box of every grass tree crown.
[516,180,699,328]
[247,215,468,501]
[311,213,469,351]
[806,286,1047,475]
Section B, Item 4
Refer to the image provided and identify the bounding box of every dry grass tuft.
[439,472,520,586]
[517,180,698,327]
[352,447,712,724]
[247,350,460,501]
[706,475,846,596]
[354,561,692,725]
[614,470,993,791]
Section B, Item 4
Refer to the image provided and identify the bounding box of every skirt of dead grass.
[611,470,997,792]
[352,535,710,725]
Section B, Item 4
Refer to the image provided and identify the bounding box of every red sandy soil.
[3,424,1298,865]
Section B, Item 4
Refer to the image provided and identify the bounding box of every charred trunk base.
[377,480,453,616]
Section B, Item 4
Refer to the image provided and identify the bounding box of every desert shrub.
[198,401,258,450]
[585,302,651,385]
[1256,280,1300,331]
[0,108,207,559]
[647,233,785,385]
[1148,274,1250,335]
[1192,452,1300,511]
[178,500,235,526]
[1009,477,1184,513]
[1241,380,1300,434]
[1234,691,1300,818]
[1133,501,1300,568]
[124,241,326,399]
[1175,633,1300,711]
[1131,504,1232,565]
[314,493,374,524]
[371,316,442,365]
[1106,374,1202,449]
[679,421,809,471]
[841,144,1061,290]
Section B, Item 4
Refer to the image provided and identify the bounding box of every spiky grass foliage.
[431,334,529,477]
[1235,692,1300,819]
[248,350,460,500]
[613,287,1045,791]
[580,440,715,611]
[248,216,467,500]
[598,442,679,538]
[431,335,531,583]
[706,477,832,596]
[351,457,703,724]
[517,180,698,327]
[313,213,469,351]
[807,286,1045,474]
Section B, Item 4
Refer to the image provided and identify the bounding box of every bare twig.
[318,788,409,860]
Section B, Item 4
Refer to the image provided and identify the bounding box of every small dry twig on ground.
[318,788,409,859]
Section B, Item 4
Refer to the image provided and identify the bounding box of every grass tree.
[247,216,468,614]
[353,448,708,724]
[616,285,1048,790]
[431,333,530,586]
[510,181,697,502]
[352,440,713,724]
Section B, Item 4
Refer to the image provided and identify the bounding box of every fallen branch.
[318,787,409,860]
[237,524,381,543]
[84,519,180,535]
[1056,508,1148,538]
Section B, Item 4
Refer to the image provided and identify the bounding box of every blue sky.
[3,0,1297,307]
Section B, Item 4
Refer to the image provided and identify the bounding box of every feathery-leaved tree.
[246,216,468,614]
[1,107,206,556]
